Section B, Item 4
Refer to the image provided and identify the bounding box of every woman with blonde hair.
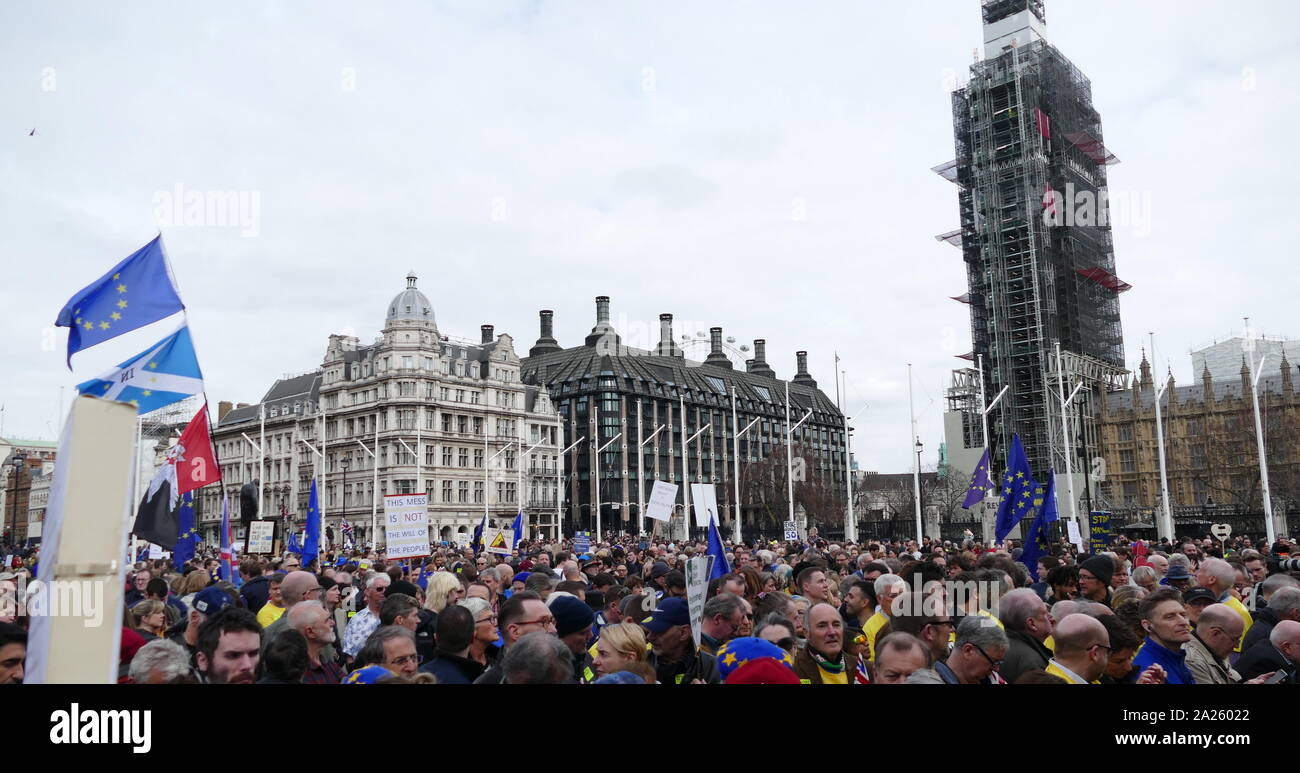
[131,599,168,641]
[179,569,210,610]
[423,571,464,614]
[591,622,649,679]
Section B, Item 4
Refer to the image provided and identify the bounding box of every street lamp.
[340,456,350,538]
[8,452,27,550]
[913,436,924,546]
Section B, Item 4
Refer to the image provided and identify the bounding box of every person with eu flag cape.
[994,434,1038,543]
[55,235,186,368]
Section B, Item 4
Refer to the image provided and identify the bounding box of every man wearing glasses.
[474,591,557,684]
[934,615,1008,684]
[342,573,390,664]
[1044,613,1111,684]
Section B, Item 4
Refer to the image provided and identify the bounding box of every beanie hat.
[725,657,801,684]
[549,594,595,638]
[1080,555,1114,586]
[714,636,795,681]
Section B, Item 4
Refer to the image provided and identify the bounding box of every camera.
[1268,556,1300,574]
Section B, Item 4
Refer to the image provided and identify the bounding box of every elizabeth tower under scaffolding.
[938,1,1130,508]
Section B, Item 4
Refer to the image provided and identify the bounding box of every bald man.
[1183,603,1244,684]
[1045,614,1109,684]
[262,571,332,660]
[1237,619,1300,684]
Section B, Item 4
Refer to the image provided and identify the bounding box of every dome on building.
[386,271,436,328]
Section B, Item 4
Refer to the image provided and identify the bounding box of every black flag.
[133,462,182,548]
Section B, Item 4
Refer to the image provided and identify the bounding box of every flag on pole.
[341,519,354,549]
[287,529,302,555]
[302,479,321,568]
[705,514,729,581]
[961,448,993,509]
[173,492,198,566]
[75,325,204,415]
[510,510,523,549]
[175,404,220,495]
[994,434,1038,542]
[472,511,487,554]
[132,444,185,547]
[55,235,186,368]
[218,492,234,583]
[1021,470,1057,581]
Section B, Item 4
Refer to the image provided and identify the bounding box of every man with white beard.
[288,600,344,684]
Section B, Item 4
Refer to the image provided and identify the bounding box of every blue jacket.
[1132,637,1196,684]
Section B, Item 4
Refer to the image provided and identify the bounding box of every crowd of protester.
[1,528,1298,685]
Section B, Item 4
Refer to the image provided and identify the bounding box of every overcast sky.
[3,1,1298,473]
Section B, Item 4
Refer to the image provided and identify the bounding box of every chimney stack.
[792,350,817,387]
[481,324,494,344]
[218,401,233,422]
[584,296,621,348]
[704,327,733,369]
[750,339,776,378]
[655,313,683,357]
[529,310,562,357]
[745,359,755,372]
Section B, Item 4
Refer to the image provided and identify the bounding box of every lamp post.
[7,452,26,550]
[913,435,924,546]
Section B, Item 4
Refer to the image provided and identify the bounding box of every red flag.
[1034,107,1051,139]
[176,404,220,494]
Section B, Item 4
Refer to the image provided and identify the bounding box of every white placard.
[247,521,274,554]
[1210,523,1232,540]
[690,484,719,529]
[384,493,430,560]
[685,555,711,649]
[147,543,164,559]
[783,521,799,541]
[484,527,515,556]
[1066,520,1084,551]
[645,481,678,522]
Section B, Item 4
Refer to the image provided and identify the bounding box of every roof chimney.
[584,295,621,348]
[218,401,234,422]
[750,339,776,378]
[745,359,755,372]
[529,310,562,357]
[655,313,683,357]
[792,350,817,387]
[704,327,733,369]
[481,324,494,344]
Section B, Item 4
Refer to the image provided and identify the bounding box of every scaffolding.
[946,36,1127,477]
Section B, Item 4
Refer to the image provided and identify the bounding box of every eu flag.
[75,325,204,414]
[56,235,186,368]
[287,530,302,555]
[994,434,1038,542]
[1021,470,1057,581]
[173,492,198,566]
[961,447,993,509]
[302,479,321,568]
[510,510,523,549]
[472,512,487,554]
[705,515,730,581]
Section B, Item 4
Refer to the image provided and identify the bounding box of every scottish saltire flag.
[961,448,993,509]
[994,434,1038,542]
[1021,470,1057,581]
[510,510,523,549]
[75,325,203,414]
[302,479,321,567]
[705,515,730,581]
[173,492,198,566]
[56,235,186,368]
[218,492,234,583]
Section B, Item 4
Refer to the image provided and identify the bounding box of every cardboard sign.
[1066,520,1084,552]
[246,520,274,554]
[690,483,719,530]
[484,527,515,556]
[783,521,799,541]
[384,493,430,560]
[685,555,711,649]
[645,481,678,522]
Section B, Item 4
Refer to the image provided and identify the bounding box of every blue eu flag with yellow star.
[55,235,186,368]
[961,447,993,509]
[1021,470,1057,581]
[302,479,321,568]
[173,492,198,566]
[994,434,1038,542]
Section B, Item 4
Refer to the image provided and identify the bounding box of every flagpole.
[259,403,265,526]
[371,422,378,554]
[731,392,742,544]
[1244,319,1278,546]
[1055,344,1080,524]
[909,363,922,546]
[320,394,327,554]
[637,400,645,537]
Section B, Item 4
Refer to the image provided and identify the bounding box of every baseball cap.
[1183,588,1217,605]
[641,597,689,634]
[191,586,234,616]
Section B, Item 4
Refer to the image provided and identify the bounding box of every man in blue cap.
[641,597,720,684]
[166,585,234,669]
